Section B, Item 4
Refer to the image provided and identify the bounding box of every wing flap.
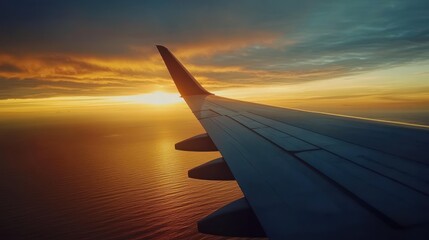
[253,127,319,152]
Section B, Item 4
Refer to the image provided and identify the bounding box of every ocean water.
[1,102,427,240]
[0,105,252,240]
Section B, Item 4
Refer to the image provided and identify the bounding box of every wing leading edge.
[157,45,429,239]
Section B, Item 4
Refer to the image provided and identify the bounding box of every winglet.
[156,45,212,96]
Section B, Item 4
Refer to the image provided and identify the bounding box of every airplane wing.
[156,45,429,240]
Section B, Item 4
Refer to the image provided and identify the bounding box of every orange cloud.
[0,33,288,99]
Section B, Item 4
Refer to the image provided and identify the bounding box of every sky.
[0,0,428,117]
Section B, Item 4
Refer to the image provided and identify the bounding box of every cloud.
[0,0,428,99]
[0,0,307,56]
[0,63,23,73]
[190,1,429,82]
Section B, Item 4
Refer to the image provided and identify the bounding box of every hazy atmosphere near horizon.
[1,0,428,239]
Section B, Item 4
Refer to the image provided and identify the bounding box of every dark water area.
[0,106,252,240]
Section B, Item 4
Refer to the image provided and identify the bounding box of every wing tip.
[156,44,212,96]
[156,44,167,50]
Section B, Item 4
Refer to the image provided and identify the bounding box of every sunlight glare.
[115,91,183,105]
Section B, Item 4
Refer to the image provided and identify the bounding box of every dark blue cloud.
[0,0,322,55]
[191,0,429,81]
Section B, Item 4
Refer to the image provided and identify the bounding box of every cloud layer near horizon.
[0,0,428,99]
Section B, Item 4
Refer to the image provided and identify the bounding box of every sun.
[115,91,183,105]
